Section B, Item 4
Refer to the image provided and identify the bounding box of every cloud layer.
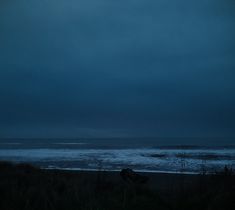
[0,0,235,138]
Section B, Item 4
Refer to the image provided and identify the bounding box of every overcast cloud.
[0,0,235,138]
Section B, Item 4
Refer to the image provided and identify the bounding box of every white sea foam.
[0,148,234,173]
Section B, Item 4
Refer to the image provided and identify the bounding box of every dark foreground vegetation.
[0,161,234,210]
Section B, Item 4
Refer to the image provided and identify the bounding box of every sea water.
[0,138,234,174]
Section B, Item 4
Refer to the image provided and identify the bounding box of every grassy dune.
[0,161,234,210]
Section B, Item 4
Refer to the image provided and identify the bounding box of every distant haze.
[0,0,235,138]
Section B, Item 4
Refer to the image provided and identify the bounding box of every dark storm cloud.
[0,0,235,137]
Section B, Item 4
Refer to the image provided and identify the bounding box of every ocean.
[0,138,234,174]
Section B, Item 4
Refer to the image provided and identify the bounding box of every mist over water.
[0,138,235,149]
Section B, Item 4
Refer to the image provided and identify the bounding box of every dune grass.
[0,161,234,210]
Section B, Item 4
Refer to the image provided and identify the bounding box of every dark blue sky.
[0,0,235,138]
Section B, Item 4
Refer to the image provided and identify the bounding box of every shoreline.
[44,166,199,175]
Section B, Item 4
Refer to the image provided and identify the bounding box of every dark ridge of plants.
[0,161,234,210]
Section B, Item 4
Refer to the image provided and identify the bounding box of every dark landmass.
[0,161,234,210]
